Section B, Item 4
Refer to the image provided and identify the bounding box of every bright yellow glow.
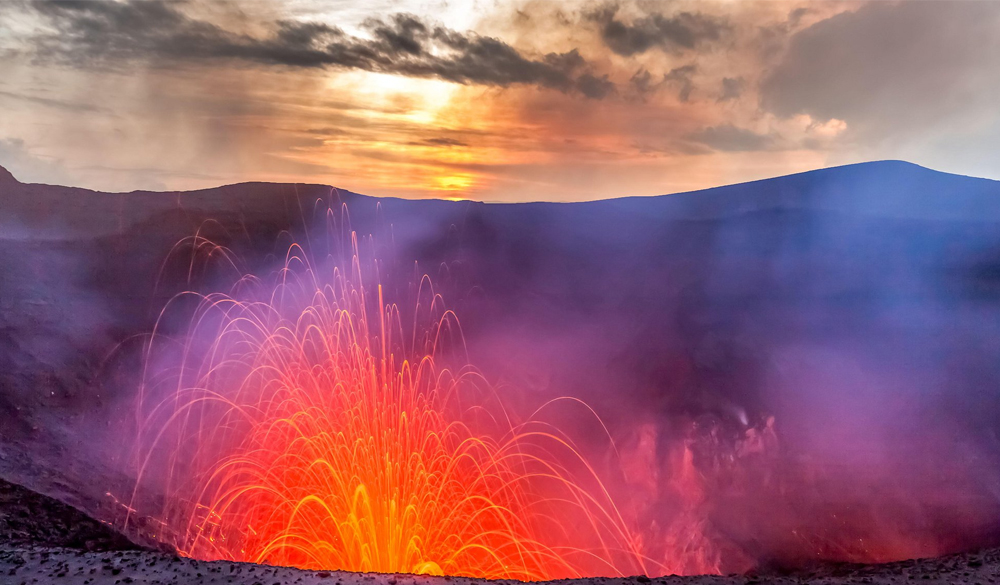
[329,71,460,125]
[431,173,475,191]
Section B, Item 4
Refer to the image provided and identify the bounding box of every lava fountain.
[126,224,657,580]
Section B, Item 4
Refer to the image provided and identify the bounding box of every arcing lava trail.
[127,229,657,580]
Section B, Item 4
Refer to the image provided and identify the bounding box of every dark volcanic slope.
[0,476,138,552]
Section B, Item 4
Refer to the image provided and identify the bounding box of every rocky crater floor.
[0,476,997,585]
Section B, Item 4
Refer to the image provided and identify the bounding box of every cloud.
[664,64,697,102]
[25,0,614,98]
[0,137,74,185]
[629,63,700,103]
[0,90,109,113]
[589,3,729,57]
[411,137,469,148]
[626,64,699,101]
[718,77,745,102]
[575,72,615,99]
[761,1,1000,137]
[687,124,776,152]
[9,0,999,198]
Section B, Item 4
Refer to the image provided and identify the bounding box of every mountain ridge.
[0,163,18,185]
[0,159,997,204]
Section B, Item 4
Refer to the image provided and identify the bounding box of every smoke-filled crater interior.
[4,167,1000,582]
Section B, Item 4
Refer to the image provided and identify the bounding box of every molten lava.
[129,234,653,580]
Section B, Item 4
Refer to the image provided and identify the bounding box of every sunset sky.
[1,0,999,201]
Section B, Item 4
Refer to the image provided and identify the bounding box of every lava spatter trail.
[126,228,657,580]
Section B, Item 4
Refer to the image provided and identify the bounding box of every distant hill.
[3,161,1000,239]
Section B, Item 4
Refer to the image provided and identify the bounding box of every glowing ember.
[128,232,654,580]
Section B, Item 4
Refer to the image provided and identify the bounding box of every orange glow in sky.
[1,1,993,200]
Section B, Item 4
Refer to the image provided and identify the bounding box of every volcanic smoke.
[114,192,1000,580]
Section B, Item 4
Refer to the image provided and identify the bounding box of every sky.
[1,0,999,201]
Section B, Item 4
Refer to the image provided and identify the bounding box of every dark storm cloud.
[761,1,1000,133]
[26,0,612,98]
[718,77,745,102]
[629,68,654,93]
[589,3,729,57]
[575,72,616,99]
[664,64,697,102]
[687,124,776,152]
[625,64,698,101]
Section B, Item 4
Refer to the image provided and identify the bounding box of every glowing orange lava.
[130,233,655,580]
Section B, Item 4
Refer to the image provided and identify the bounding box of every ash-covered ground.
[1,477,999,585]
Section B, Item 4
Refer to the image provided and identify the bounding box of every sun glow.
[329,72,460,126]
[430,173,475,192]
